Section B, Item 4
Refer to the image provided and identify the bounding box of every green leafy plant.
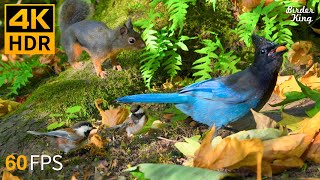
[47,105,82,130]
[271,78,320,117]
[0,55,44,96]
[135,0,196,88]
[235,0,302,47]
[125,163,238,180]
[192,33,240,82]
[308,0,320,14]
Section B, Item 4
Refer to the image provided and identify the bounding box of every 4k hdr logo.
[4,4,55,54]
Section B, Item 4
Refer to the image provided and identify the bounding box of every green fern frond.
[0,56,43,96]
[235,2,263,46]
[165,0,196,35]
[192,35,240,82]
[236,0,302,48]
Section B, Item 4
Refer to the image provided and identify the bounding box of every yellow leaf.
[273,64,320,99]
[263,134,307,161]
[194,126,263,180]
[297,111,320,136]
[305,132,320,163]
[0,99,20,117]
[273,75,301,99]
[2,170,20,180]
[95,99,129,127]
[251,109,278,129]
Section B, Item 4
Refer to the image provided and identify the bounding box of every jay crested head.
[251,34,287,73]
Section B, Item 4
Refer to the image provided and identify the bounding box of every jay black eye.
[261,49,266,54]
[128,37,136,45]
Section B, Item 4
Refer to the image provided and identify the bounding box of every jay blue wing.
[117,34,287,129]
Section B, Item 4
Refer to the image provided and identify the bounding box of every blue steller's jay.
[117,34,287,129]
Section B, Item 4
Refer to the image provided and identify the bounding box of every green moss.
[93,0,148,28]
[0,57,145,157]
[20,59,145,120]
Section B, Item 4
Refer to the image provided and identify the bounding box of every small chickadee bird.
[109,105,147,136]
[27,121,94,153]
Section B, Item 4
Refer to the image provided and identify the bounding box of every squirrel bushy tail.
[59,0,93,32]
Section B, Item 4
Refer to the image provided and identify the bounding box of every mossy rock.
[0,58,146,157]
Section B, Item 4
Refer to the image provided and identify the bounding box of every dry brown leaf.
[163,113,174,120]
[305,132,320,163]
[1,54,9,61]
[251,109,277,129]
[0,99,20,117]
[263,134,307,161]
[71,172,79,180]
[2,170,20,180]
[33,49,62,77]
[262,134,309,176]
[89,134,104,148]
[262,111,320,175]
[95,99,129,127]
[288,41,313,67]
[194,126,263,180]
[101,108,129,127]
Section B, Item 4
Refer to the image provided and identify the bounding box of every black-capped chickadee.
[109,105,147,136]
[27,121,94,153]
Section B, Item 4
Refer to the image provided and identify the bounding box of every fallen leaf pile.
[175,110,320,179]
[0,98,20,117]
[274,63,320,99]
[94,98,129,127]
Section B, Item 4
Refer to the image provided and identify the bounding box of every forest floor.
[4,94,318,180]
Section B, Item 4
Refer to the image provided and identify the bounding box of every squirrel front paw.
[71,62,84,70]
[97,71,107,79]
[112,65,122,71]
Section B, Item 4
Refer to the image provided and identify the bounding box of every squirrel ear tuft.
[125,18,133,29]
[120,27,128,35]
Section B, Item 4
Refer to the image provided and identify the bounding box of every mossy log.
[0,60,145,157]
